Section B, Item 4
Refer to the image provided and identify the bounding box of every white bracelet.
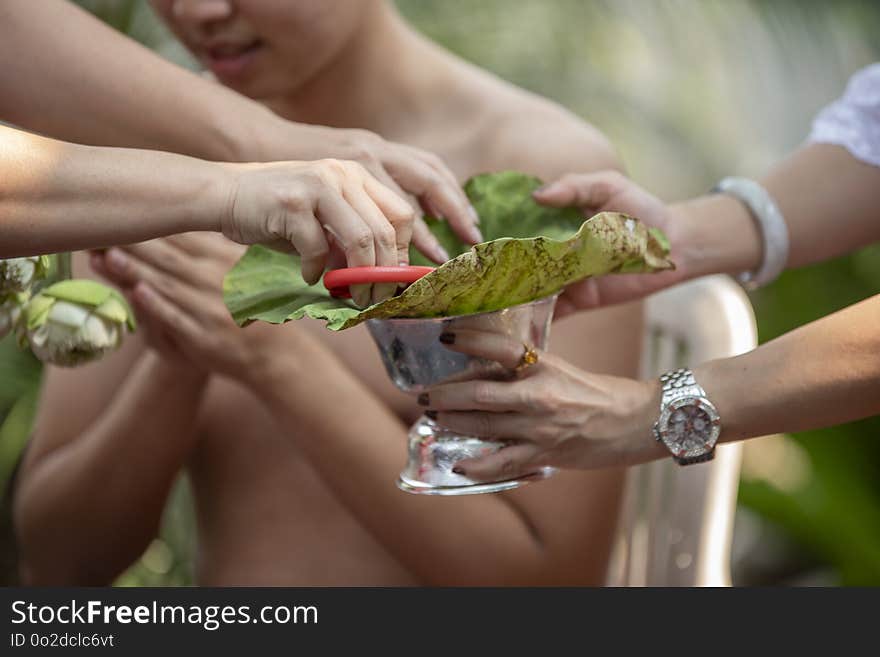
[714,177,789,290]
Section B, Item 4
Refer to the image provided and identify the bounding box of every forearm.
[0,125,228,257]
[695,293,880,443]
[250,347,551,584]
[15,353,207,584]
[0,0,283,160]
[670,143,880,279]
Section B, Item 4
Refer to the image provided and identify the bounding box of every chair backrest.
[605,275,757,586]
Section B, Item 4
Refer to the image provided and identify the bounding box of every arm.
[673,143,880,277]
[16,355,206,585]
[0,0,477,255]
[14,256,207,585]
[694,292,880,444]
[0,0,271,160]
[0,124,417,302]
[0,124,223,257]
[538,143,880,310]
[426,292,880,475]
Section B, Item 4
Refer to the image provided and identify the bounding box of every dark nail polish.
[439,332,455,345]
[452,466,465,475]
[417,393,430,406]
[425,410,438,420]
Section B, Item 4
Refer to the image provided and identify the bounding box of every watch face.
[657,397,720,460]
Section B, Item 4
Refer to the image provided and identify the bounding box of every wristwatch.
[652,368,721,465]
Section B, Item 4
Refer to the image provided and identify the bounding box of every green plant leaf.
[223,172,673,330]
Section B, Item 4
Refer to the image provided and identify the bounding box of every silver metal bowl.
[367,294,558,495]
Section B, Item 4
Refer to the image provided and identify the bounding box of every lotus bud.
[0,292,28,341]
[24,280,136,367]
[0,256,51,294]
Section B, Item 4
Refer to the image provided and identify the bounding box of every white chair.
[605,275,757,586]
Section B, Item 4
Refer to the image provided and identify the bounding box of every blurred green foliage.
[1,0,878,585]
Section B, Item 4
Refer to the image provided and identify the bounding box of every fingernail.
[469,225,484,244]
[452,466,466,475]
[439,332,455,345]
[417,393,430,406]
[469,206,481,225]
[425,410,438,420]
[436,245,451,262]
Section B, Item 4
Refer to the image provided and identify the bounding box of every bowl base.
[397,467,556,496]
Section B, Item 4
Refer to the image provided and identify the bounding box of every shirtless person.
[15,0,642,585]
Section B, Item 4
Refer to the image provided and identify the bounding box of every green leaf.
[223,171,673,330]
[222,246,359,329]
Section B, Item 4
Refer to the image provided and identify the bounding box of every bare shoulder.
[473,79,623,180]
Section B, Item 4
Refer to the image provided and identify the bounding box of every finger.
[104,248,206,312]
[432,410,534,440]
[562,268,684,310]
[122,239,191,279]
[425,379,527,413]
[318,193,376,308]
[362,174,415,267]
[344,184,399,303]
[453,442,545,481]
[317,191,376,307]
[406,145,480,229]
[166,231,245,260]
[262,238,300,255]
[436,328,532,370]
[279,211,329,287]
[407,145,460,190]
[131,281,204,348]
[384,155,482,245]
[122,239,219,291]
[127,291,179,358]
[532,171,624,209]
[88,251,117,284]
[553,296,578,320]
[412,217,450,264]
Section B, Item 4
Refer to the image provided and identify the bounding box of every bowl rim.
[365,292,559,325]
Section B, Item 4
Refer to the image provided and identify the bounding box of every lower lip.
[205,45,262,80]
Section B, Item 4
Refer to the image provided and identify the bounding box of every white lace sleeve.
[809,63,880,168]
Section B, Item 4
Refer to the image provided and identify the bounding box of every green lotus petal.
[42,279,115,306]
[223,171,673,331]
[95,296,136,330]
[23,294,55,330]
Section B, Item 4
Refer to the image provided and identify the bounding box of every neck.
[263,4,446,137]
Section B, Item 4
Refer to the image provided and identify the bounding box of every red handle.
[323,265,435,299]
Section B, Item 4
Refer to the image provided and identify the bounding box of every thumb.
[532,171,623,209]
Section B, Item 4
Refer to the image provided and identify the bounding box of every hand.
[279,126,483,262]
[89,233,264,378]
[221,158,417,306]
[533,171,687,317]
[422,329,663,477]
